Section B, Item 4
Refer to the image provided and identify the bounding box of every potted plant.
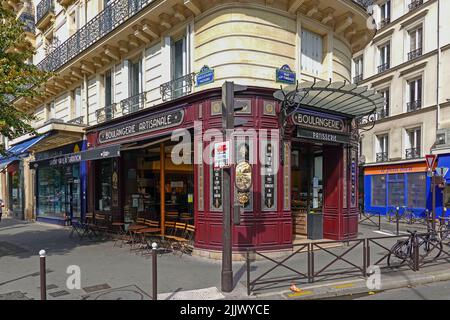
[307,210,323,240]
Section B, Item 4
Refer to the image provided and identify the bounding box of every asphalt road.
[354,280,450,300]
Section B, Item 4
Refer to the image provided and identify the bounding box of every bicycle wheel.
[418,235,443,262]
[438,224,450,241]
[387,239,410,267]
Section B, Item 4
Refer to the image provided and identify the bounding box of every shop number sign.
[214,141,231,169]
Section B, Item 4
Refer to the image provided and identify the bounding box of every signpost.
[221,81,247,293]
[426,154,437,230]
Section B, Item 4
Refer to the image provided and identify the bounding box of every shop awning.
[30,145,121,168]
[273,80,386,118]
[0,134,50,170]
[0,157,19,171]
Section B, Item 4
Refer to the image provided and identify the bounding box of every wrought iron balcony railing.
[377,62,390,74]
[67,116,85,125]
[377,108,389,120]
[160,73,196,102]
[353,0,374,9]
[408,0,423,11]
[379,17,391,28]
[407,100,422,112]
[95,104,117,124]
[19,12,35,33]
[37,0,154,72]
[406,148,420,159]
[353,74,363,84]
[121,92,147,115]
[407,48,422,61]
[376,152,389,162]
[36,0,54,25]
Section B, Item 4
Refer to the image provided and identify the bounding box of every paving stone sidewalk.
[1,217,449,300]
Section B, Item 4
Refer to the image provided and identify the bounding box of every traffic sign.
[425,154,437,171]
[436,167,449,177]
[214,141,231,169]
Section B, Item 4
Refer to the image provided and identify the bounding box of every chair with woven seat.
[127,217,148,250]
[164,222,187,253]
[180,224,195,255]
[133,220,160,254]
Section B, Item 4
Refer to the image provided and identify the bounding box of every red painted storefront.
[85,87,359,252]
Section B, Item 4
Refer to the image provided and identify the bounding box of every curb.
[251,269,450,300]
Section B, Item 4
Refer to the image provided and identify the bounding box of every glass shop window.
[96,159,112,212]
[407,172,426,208]
[388,174,406,207]
[371,175,387,207]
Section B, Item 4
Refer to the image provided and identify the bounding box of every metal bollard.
[396,207,400,235]
[39,249,46,300]
[151,242,157,300]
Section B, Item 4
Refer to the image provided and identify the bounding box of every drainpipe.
[436,0,441,133]
[84,74,89,126]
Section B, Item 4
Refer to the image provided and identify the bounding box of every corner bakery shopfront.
[85,84,384,253]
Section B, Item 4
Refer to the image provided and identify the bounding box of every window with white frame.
[380,1,391,26]
[378,43,390,73]
[376,134,389,162]
[171,35,189,99]
[301,29,323,76]
[407,77,422,111]
[125,58,143,113]
[378,88,390,118]
[72,87,82,120]
[408,26,423,60]
[47,101,55,120]
[405,127,421,159]
[353,56,363,83]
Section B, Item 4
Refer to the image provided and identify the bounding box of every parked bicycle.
[387,229,443,268]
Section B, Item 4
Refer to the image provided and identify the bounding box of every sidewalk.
[1,217,449,300]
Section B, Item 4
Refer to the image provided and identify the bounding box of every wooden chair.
[127,217,147,250]
[165,211,179,221]
[164,222,187,252]
[94,213,111,239]
[180,224,195,255]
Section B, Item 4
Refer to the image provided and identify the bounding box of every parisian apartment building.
[0,0,387,254]
[355,0,450,216]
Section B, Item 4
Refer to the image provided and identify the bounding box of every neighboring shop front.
[30,141,87,225]
[363,162,430,215]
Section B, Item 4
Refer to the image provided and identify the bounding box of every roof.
[273,80,386,118]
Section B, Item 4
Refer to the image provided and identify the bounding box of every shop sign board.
[214,141,231,169]
[297,128,350,144]
[292,111,345,132]
[97,109,184,144]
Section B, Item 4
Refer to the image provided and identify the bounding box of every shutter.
[417,78,422,102]
[418,27,423,50]
[410,30,416,51]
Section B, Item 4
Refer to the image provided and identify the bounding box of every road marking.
[287,290,314,298]
[333,283,354,289]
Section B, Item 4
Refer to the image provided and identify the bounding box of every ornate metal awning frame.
[274,78,385,140]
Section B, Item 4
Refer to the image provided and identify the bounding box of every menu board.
[212,169,223,211]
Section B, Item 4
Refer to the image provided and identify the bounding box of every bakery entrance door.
[291,143,323,240]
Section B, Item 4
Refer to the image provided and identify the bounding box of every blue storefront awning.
[0,157,19,171]
[0,134,50,165]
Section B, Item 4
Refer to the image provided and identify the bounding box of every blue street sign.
[196,65,215,86]
[276,64,296,85]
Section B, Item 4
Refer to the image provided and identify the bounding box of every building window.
[408,26,423,60]
[128,59,142,97]
[72,86,82,120]
[376,134,389,162]
[371,175,386,207]
[378,43,390,73]
[380,1,391,27]
[96,159,112,212]
[301,29,323,76]
[407,173,426,208]
[104,69,113,119]
[47,101,55,120]
[377,88,390,119]
[406,127,421,159]
[353,56,363,84]
[407,78,422,111]
[388,174,405,207]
